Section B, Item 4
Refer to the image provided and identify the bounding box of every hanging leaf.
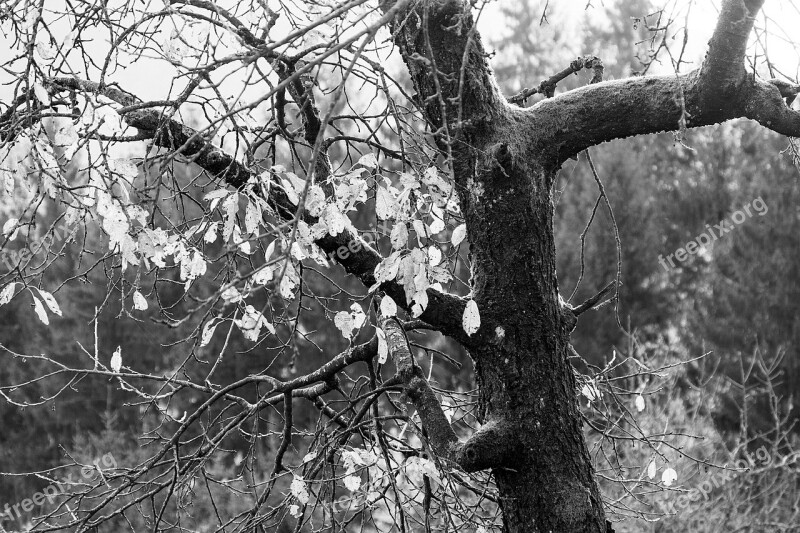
[244,198,262,235]
[203,222,218,243]
[635,395,645,412]
[222,194,238,242]
[647,459,657,480]
[376,327,388,364]
[110,346,122,373]
[0,283,17,305]
[462,299,480,335]
[427,246,442,266]
[661,467,678,486]
[200,319,219,347]
[451,224,467,247]
[350,303,366,329]
[32,295,49,325]
[290,475,310,505]
[379,295,397,317]
[581,382,599,404]
[2,218,20,241]
[305,185,326,217]
[204,189,229,211]
[33,82,50,106]
[404,456,440,486]
[357,153,378,169]
[133,291,148,311]
[36,289,62,316]
[334,311,355,339]
[264,240,277,261]
[343,475,362,491]
[375,185,398,220]
[390,222,408,250]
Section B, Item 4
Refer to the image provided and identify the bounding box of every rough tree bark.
[13,0,800,530]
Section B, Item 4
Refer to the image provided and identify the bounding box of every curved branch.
[529,0,800,164]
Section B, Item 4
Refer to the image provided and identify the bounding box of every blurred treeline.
[0,0,798,531]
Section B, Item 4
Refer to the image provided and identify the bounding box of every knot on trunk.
[488,142,514,178]
[456,418,516,472]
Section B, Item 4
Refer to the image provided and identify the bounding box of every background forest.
[0,0,798,531]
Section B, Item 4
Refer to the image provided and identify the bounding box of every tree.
[1,0,799,531]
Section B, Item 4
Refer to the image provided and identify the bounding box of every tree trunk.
[388,2,608,529]
[456,111,606,532]
[382,0,795,529]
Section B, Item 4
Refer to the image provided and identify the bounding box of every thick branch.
[383,0,503,135]
[529,0,800,163]
[380,314,517,472]
[381,315,461,462]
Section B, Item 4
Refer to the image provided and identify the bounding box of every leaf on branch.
[32,295,49,325]
[36,289,62,317]
[305,184,326,217]
[200,319,219,347]
[322,204,348,236]
[33,82,50,106]
[290,475,310,505]
[334,303,366,339]
[661,467,678,486]
[235,305,274,341]
[390,222,408,250]
[462,299,480,336]
[373,251,401,287]
[0,283,16,305]
[264,240,277,261]
[379,295,397,317]
[429,204,446,234]
[203,222,218,244]
[221,287,243,303]
[110,346,122,373]
[375,184,398,221]
[581,381,600,405]
[357,153,378,169]
[647,459,657,480]
[110,158,139,180]
[204,189,230,211]
[279,260,300,299]
[132,291,148,311]
[343,474,362,491]
[451,224,467,247]
[2,218,20,241]
[635,394,645,412]
[244,199,262,236]
[376,327,388,364]
[427,246,442,267]
[222,194,238,242]
[404,456,440,486]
